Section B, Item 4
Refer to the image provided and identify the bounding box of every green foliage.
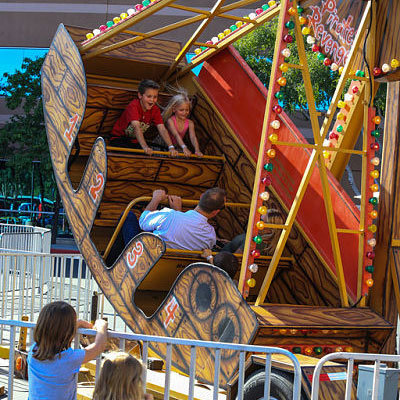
[0,55,56,200]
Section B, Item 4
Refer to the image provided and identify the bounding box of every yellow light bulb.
[269,133,278,143]
[247,278,256,288]
[258,206,268,215]
[256,220,265,230]
[267,148,276,158]
[370,170,379,179]
[279,63,289,73]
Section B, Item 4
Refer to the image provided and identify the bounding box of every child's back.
[28,346,85,400]
[28,301,108,400]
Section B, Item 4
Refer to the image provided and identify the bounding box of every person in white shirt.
[138,187,225,251]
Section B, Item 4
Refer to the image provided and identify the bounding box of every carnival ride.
[41,0,400,397]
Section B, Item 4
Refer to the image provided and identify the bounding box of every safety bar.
[103,197,250,260]
[107,146,226,161]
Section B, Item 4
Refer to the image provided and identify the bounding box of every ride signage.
[309,0,358,66]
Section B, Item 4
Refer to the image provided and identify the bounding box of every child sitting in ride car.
[110,79,178,157]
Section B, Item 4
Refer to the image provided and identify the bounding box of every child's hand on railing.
[182,146,192,157]
[195,150,203,157]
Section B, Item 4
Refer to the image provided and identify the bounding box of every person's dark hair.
[138,79,160,94]
[198,187,226,214]
[33,301,77,361]
[214,251,239,279]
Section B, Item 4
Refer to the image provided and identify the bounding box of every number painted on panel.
[89,173,104,203]
[164,296,179,329]
[64,114,79,145]
[126,241,144,270]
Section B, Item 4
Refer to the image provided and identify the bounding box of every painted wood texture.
[42,23,259,388]
[66,25,185,66]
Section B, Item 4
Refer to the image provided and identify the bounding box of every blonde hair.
[33,301,77,361]
[93,352,144,400]
[162,92,191,122]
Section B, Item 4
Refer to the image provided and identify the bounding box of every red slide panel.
[196,46,360,300]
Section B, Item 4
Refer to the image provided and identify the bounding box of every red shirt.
[111,99,164,141]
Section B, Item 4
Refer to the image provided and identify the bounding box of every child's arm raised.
[165,119,191,157]
[188,120,203,157]
[82,319,108,363]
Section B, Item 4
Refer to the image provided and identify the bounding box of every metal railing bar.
[345,358,353,400]
[213,348,221,400]
[372,360,380,400]
[237,351,245,400]
[8,325,16,400]
[188,345,196,400]
[142,341,149,389]
[164,343,172,400]
[264,353,272,400]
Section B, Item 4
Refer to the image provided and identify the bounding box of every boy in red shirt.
[110,80,178,156]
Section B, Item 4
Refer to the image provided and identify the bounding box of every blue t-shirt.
[28,343,85,400]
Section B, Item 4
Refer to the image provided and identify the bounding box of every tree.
[234,19,386,117]
[0,56,56,200]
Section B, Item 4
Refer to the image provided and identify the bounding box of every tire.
[242,370,297,400]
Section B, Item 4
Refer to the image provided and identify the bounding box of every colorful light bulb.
[366,251,375,260]
[288,7,296,15]
[302,27,310,35]
[368,238,376,247]
[246,278,256,287]
[258,206,268,215]
[306,36,316,44]
[366,278,374,287]
[279,63,289,73]
[366,265,374,273]
[370,184,379,192]
[86,32,94,40]
[391,58,400,69]
[331,63,339,71]
[371,157,380,166]
[368,224,377,233]
[273,105,283,114]
[299,16,307,25]
[249,263,259,273]
[382,63,390,73]
[369,210,378,219]
[373,116,381,125]
[253,235,263,244]
[282,48,291,58]
[369,197,378,206]
[370,170,379,179]
[268,133,278,143]
[270,120,281,129]
[251,249,261,258]
[260,191,270,201]
[277,77,287,86]
[283,34,293,43]
[256,220,265,230]
[267,148,276,158]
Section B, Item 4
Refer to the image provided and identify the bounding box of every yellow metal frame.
[240,1,374,307]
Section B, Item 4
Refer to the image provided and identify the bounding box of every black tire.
[242,370,297,400]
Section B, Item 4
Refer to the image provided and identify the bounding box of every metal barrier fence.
[0,319,302,400]
[0,251,129,338]
[0,252,98,339]
[311,352,400,400]
[0,224,51,253]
